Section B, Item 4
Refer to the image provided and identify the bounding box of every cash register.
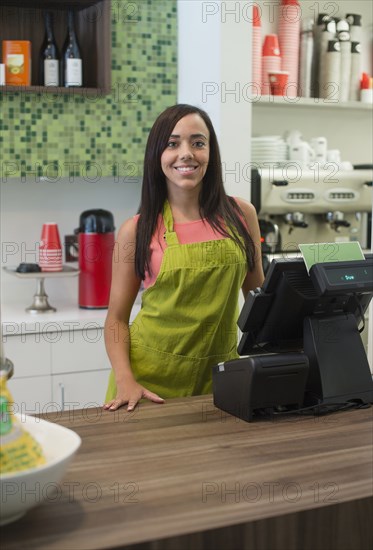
[212,254,373,421]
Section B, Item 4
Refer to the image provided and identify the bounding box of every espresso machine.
[251,167,372,266]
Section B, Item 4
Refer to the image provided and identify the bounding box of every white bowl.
[0,414,81,526]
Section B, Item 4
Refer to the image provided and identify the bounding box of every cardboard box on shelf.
[2,40,31,86]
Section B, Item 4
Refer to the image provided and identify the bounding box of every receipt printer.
[212,353,309,422]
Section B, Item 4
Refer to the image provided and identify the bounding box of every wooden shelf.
[1,1,100,7]
[0,0,111,94]
[0,85,109,97]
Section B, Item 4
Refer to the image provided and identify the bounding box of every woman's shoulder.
[231,196,258,219]
[117,213,163,240]
[117,215,138,242]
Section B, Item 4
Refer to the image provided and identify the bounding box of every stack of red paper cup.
[262,34,281,95]
[278,0,301,97]
[252,4,262,95]
[39,223,63,272]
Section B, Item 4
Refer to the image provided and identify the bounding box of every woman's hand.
[103,379,164,412]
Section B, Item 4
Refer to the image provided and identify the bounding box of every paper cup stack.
[262,34,281,95]
[278,0,301,97]
[252,5,262,95]
[39,223,63,272]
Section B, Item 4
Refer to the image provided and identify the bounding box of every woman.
[103,104,264,411]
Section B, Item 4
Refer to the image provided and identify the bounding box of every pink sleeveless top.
[134,214,227,288]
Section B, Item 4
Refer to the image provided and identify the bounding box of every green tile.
[1,0,177,178]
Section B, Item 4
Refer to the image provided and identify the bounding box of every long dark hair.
[135,104,256,279]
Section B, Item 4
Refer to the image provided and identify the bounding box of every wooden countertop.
[1,395,373,550]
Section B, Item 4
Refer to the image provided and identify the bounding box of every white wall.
[219,4,252,199]
[178,0,252,199]
[177,0,222,132]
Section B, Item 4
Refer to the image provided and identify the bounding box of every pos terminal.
[212,255,373,421]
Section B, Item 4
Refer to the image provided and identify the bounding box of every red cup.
[40,223,61,250]
[262,34,280,57]
[252,5,261,27]
[39,223,63,271]
[268,71,289,95]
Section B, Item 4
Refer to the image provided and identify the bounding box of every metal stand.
[26,277,56,314]
[303,313,373,406]
[3,266,79,314]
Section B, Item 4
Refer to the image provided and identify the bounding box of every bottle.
[299,19,314,98]
[337,20,351,103]
[39,12,59,87]
[321,40,341,101]
[62,10,82,87]
[312,13,329,97]
[346,13,362,43]
[349,42,361,101]
[360,73,373,104]
[319,18,337,99]
[0,368,46,474]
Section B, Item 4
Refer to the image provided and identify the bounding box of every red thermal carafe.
[77,209,115,309]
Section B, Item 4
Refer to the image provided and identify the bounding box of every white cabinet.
[6,334,53,415]
[52,371,110,412]
[51,328,108,374]
[3,304,141,413]
[51,329,110,410]
[8,376,52,415]
[5,328,111,413]
[4,333,51,377]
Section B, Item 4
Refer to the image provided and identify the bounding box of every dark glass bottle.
[39,12,59,87]
[62,10,82,87]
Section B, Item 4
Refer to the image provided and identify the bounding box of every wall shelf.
[0,0,111,95]
[252,95,373,111]
[0,85,109,97]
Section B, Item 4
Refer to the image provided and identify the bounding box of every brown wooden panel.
[119,497,373,550]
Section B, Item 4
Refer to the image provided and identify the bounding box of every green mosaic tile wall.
[0,0,177,179]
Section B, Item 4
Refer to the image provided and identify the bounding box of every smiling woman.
[160,114,210,200]
[103,104,264,412]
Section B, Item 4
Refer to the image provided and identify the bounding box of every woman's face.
[160,113,210,195]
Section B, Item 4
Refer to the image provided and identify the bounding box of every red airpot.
[77,209,115,309]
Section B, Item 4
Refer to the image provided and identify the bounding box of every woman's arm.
[103,217,164,411]
[235,197,265,299]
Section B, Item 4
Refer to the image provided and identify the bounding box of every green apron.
[105,200,247,399]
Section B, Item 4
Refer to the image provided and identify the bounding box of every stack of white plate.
[251,136,289,166]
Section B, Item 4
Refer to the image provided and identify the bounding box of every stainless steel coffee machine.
[251,167,372,263]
